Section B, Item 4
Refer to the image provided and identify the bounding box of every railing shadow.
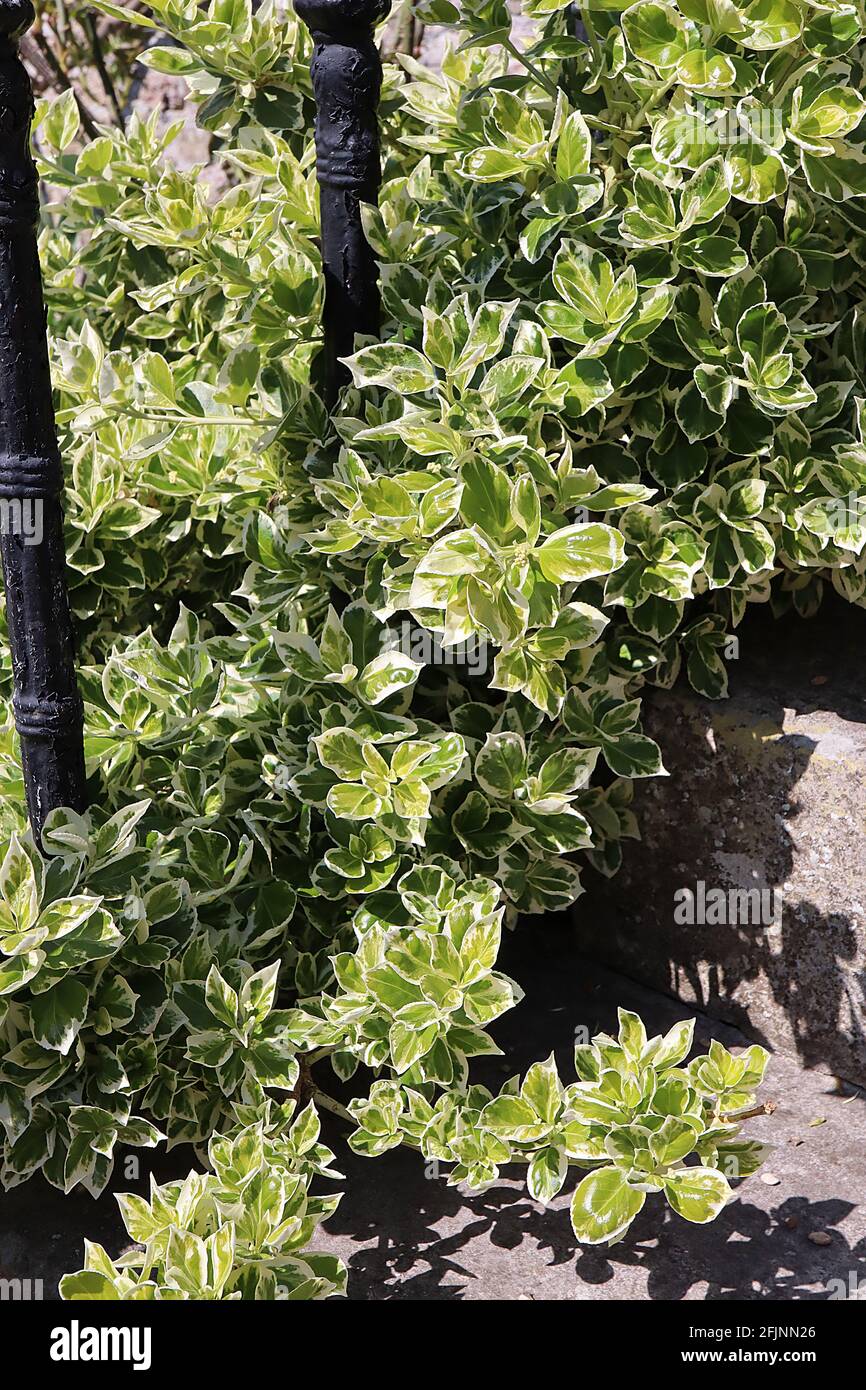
[580,592,866,1081]
[316,921,866,1300]
[319,1137,866,1301]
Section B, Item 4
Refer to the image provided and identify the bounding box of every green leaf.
[314,728,367,780]
[603,730,667,778]
[356,651,423,705]
[678,236,748,277]
[41,90,81,153]
[460,457,514,539]
[59,1270,120,1300]
[622,2,690,69]
[480,355,544,411]
[664,1167,732,1222]
[30,979,89,1055]
[481,1095,551,1142]
[205,966,239,1029]
[528,1145,568,1204]
[537,524,625,584]
[649,1018,695,1068]
[464,147,530,181]
[344,345,437,394]
[521,1053,562,1124]
[558,359,614,413]
[801,146,866,201]
[326,784,385,820]
[389,1020,437,1073]
[476,732,527,799]
[680,159,732,228]
[556,111,592,179]
[571,1167,646,1243]
[725,140,787,203]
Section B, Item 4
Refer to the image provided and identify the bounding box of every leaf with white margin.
[528,1145,568,1204]
[537,523,625,584]
[343,344,436,395]
[571,1167,646,1243]
[356,651,424,706]
[664,1166,732,1222]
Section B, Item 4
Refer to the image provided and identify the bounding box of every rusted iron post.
[0,0,86,841]
[295,0,390,406]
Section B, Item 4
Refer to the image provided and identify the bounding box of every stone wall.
[578,596,866,1083]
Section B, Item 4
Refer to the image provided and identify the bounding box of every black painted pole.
[295,0,390,407]
[0,1,86,842]
[568,4,588,41]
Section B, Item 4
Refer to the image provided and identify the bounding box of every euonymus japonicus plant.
[6,0,865,1296]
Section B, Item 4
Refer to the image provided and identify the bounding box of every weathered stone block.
[579,598,866,1083]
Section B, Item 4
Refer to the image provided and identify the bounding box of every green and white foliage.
[16,0,866,1292]
[60,1100,345,1299]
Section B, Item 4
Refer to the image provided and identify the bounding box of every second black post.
[295,0,390,406]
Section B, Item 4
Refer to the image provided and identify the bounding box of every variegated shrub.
[6,0,865,1295]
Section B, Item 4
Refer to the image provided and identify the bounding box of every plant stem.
[722,1100,777,1123]
[503,37,559,101]
[311,1086,427,1153]
[579,5,616,114]
[583,113,632,135]
[84,13,126,130]
[387,0,423,59]
[629,74,677,133]
[31,27,101,140]
[127,410,266,428]
[311,1089,355,1124]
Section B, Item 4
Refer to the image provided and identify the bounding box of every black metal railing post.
[0,1,86,842]
[295,0,390,407]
